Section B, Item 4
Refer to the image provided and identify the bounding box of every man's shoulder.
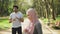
[18,12,23,17]
[18,11,21,13]
[10,12,15,15]
[18,11,23,14]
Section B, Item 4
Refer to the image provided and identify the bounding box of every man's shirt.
[10,12,23,28]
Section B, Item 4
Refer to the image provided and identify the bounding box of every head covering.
[26,8,38,23]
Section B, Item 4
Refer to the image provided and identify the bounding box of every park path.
[0,18,60,34]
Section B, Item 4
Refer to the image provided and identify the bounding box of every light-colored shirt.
[10,12,23,28]
[26,8,38,23]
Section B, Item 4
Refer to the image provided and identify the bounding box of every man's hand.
[12,19,16,21]
[16,17,24,22]
[20,18,24,22]
[9,19,12,23]
[9,18,16,23]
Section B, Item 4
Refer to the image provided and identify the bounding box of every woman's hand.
[24,29,28,32]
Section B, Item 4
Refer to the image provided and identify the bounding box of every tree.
[0,0,30,16]
[0,0,14,16]
[32,0,45,18]
[13,0,31,14]
[32,0,59,20]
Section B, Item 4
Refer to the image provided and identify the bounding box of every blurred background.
[0,0,60,34]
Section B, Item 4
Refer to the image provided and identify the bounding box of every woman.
[24,8,43,34]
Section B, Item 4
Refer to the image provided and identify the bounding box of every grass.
[41,15,60,29]
[0,15,60,30]
[56,15,60,21]
[0,16,26,31]
[42,15,60,24]
[0,17,11,30]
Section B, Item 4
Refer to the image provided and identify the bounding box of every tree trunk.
[52,0,56,20]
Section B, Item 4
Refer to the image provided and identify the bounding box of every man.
[26,7,43,34]
[9,5,24,34]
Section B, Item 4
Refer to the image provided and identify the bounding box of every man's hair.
[13,5,18,9]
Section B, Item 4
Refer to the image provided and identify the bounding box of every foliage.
[0,0,60,18]
[0,0,31,17]
[32,0,60,20]
[0,17,11,30]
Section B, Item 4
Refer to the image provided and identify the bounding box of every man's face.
[13,7,18,12]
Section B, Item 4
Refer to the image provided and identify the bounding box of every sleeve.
[20,12,23,18]
[9,14,12,19]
